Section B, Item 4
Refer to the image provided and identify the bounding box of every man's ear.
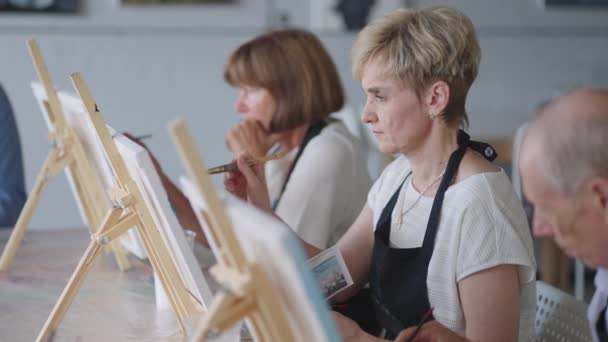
[589,176,608,223]
[425,80,450,119]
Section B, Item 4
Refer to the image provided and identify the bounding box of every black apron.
[337,129,497,339]
[271,119,329,211]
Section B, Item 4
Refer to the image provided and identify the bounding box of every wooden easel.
[36,74,203,342]
[0,39,130,272]
[169,118,295,342]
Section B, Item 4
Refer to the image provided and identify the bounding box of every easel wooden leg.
[36,208,122,342]
[0,149,60,271]
[36,240,102,342]
[191,291,254,342]
[246,312,267,342]
[191,265,293,342]
[250,264,293,341]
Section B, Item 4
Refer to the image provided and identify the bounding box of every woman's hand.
[395,321,468,342]
[224,120,279,158]
[224,154,272,213]
[223,162,247,201]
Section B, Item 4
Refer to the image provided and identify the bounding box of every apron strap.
[422,129,470,247]
[469,140,498,162]
[421,130,497,247]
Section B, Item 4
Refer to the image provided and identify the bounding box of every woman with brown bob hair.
[136,29,371,253]
[228,7,536,342]
[222,28,371,253]
[224,28,344,134]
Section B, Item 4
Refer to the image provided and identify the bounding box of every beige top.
[266,121,372,249]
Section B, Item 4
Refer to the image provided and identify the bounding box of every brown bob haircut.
[224,28,345,133]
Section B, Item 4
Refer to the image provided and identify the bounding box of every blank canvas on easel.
[0,38,128,273]
[181,178,341,341]
[35,73,209,341]
[31,82,147,260]
[114,134,214,309]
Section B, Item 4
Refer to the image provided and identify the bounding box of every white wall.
[1,0,607,230]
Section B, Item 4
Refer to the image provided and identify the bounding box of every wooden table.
[0,228,241,341]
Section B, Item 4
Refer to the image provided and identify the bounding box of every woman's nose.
[361,104,377,124]
[235,96,247,113]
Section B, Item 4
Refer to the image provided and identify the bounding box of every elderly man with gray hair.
[519,88,608,342]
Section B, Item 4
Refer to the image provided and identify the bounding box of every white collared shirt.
[588,268,608,342]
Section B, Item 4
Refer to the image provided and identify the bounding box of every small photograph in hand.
[308,246,353,299]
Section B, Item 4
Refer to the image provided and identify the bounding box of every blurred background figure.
[0,83,26,228]
[334,0,376,30]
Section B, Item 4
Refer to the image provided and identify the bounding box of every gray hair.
[538,108,608,194]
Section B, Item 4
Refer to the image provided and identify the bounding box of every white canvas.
[114,136,215,310]
[182,178,341,342]
[179,176,222,259]
[31,81,147,259]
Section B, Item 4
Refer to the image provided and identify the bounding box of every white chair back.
[535,281,592,341]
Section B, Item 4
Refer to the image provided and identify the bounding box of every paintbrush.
[406,307,434,342]
[134,134,152,140]
[116,133,152,141]
[207,151,287,175]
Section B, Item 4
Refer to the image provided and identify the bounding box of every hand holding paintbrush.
[219,120,282,211]
[224,120,281,163]
[393,308,473,342]
[403,308,434,342]
[208,151,287,175]
[220,153,275,213]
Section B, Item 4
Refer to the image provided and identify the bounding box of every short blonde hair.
[352,6,480,127]
[224,28,344,133]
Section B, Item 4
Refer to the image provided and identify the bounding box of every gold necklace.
[395,171,445,226]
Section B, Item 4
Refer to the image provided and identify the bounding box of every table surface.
[0,228,242,341]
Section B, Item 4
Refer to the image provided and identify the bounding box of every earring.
[429,112,437,120]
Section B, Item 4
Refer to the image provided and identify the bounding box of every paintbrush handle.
[207,162,238,175]
[207,151,288,175]
[254,150,288,163]
[406,308,434,342]
[135,134,152,140]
